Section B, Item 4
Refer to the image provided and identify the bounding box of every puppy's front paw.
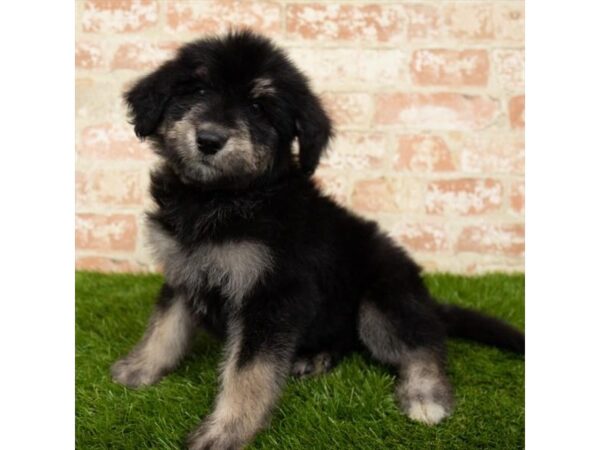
[187,421,242,450]
[110,354,163,388]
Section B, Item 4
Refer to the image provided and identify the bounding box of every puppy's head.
[125,30,332,188]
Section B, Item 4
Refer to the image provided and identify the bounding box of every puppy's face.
[158,74,281,187]
[125,31,333,189]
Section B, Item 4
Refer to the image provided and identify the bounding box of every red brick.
[322,132,386,171]
[395,135,455,172]
[392,223,450,252]
[449,133,524,174]
[494,2,525,42]
[79,124,152,160]
[443,3,494,41]
[509,95,525,129]
[510,180,525,215]
[492,49,525,92]
[288,48,407,86]
[82,0,158,33]
[111,42,178,70]
[374,93,499,130]
[76,213,137,251]
[426,178,503,215]
[286,3,405,43]
[351,178,399,213]
[75,78,94,117]
[410,49,489,87]
[166,1,281,34]
[405,4,442,41]
[75,42,106,69]
[76,169,144,207]
[321,92,373,127]
[75,78,124,123]
[76,256,145,272]
[407,4,498,42]
[456,224,524,256]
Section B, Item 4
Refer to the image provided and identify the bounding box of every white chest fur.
[146,222,273,304]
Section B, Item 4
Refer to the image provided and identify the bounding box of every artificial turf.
[76,272,524,449]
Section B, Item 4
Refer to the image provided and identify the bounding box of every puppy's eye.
[250,102,263,115]
[197,88,208,96]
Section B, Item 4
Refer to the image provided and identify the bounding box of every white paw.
[110,354,163,388]
[187,422,243,450]
[406,399,450,425]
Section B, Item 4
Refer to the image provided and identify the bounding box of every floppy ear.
[295,91,333,175]
[124,60,181,138]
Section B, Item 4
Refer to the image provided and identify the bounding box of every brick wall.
[75,0,525,274]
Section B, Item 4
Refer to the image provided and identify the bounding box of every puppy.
[111,30,524,450]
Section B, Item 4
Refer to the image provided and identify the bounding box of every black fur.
[114,30,524,449]
[437,304,525,353]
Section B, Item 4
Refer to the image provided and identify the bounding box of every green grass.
[76,272,524,449]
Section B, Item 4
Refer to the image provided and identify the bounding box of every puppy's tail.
[435,303,524,354]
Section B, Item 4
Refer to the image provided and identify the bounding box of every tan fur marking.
[188,322,287,448]
[251,78,276,97]
[111,295,194,387]
[217,122,260,173]
[213,356,279,434]
[141,298,193,368]
[161,110,270,183]
[147,222,273,304]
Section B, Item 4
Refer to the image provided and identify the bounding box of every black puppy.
[111,30,524,450]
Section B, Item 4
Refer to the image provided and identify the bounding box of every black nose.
[196,130,228,155]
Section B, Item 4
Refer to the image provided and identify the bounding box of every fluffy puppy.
[111,30,524,450]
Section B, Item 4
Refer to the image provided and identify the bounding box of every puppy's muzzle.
[196,130,229,155]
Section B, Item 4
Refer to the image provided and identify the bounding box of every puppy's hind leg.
[111,284,196,388]
[395,349,454,425]
[291,351,339,378]
[358,298,454,425]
